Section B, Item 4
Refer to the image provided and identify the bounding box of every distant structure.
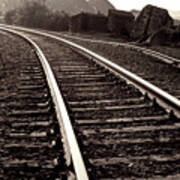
[108,9,135,37]
[69,12,108,33]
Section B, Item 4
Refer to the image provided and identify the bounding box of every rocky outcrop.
[131,5,173,40]
[171,25,180,46]
[146,28,173,45]
[108,9,134,37]
[131,9,140,18]
[70,12,108,32]
[175,24,180,33]
[174,19,180,26]
[146,26,180,46]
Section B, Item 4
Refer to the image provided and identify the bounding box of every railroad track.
[53,32,180,99]
[0,25,180,179]
[49,32,180,68]
[0,29,87,179]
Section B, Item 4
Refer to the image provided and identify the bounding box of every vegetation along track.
[0,26,180,179]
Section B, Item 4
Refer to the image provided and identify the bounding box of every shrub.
[4,1,70,31]
[47,11,69,31]
[4,9,18,25]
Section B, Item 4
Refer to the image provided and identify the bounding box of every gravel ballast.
[54,32,180,99]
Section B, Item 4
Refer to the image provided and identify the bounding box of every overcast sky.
[108,0,180,11]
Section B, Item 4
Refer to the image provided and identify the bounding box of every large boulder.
[108,9,135,37]
[131,5,173,40]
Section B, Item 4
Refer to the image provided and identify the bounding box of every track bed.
[23,34,180,179]
[0,32,68,179]
[52,33,180,99]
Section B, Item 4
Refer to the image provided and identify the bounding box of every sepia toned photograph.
[0,0,179,179]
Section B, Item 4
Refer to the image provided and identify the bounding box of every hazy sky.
[108,0,180,11]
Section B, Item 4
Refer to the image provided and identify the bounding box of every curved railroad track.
[45,31,180,99]
[48,32,180,68]
[0,25,180,179]
[0,28,87,179]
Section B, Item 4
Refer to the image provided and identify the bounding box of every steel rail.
[121,43,180,67]
[67,33,180,67]
[0,27,89,180]
[44,32,180,67]
[2,25,179,118]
